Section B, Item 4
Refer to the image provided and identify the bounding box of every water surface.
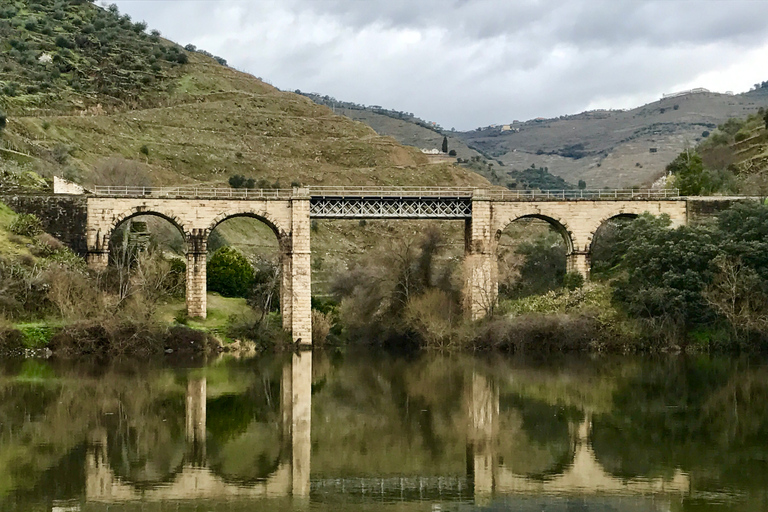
[1,351,767,511]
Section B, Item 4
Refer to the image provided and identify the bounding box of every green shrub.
[207,247,255,298]
[563,271,585,290]
[734,129,750,142]
[9,213,43,237]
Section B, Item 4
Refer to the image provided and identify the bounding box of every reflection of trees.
[497,395,579,478]
[310,353,470,477]
[0,356,286,503]
[204,372,284,484]
[591,358,768,489]
[0,362,189,500]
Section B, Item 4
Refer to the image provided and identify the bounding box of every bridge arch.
[493,213,575,299]
[109,207,187,245]
[495,213,575,255]
[206,211,287,242]
[586,212,638,257]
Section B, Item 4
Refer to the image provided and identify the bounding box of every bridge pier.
[566,251,590,279]
[288,193,312,346]
[464,195,498,319]
[186,229,208,319]
[467,370,498,501]
[86,229,110,271]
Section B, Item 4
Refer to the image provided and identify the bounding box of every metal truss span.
[310,197,472,218]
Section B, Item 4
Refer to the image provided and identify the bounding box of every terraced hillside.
[304,85,768,189]
[0,0,487,190]
[458,89,768,189]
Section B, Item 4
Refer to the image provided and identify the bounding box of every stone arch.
[207,211,286,243]
[109,207,187,246]
[495,213,575,255]
[586,212,639,257]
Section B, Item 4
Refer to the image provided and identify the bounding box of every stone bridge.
[82,186,688,344]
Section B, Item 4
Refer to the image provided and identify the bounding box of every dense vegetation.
[0,0,193,111]
[608,203,768,349]
[505,164,574,190]
[665,109,768,195]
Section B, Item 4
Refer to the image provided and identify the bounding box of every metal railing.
[92,185,294,199]
[486,188,681,201]
[308,186,475,197]
[91,185,681,201]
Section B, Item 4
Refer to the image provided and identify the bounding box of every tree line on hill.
[0,0,226,110]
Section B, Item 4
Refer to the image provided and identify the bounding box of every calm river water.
[1,350,767,511]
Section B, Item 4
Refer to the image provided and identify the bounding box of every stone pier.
[566,251,590,278]
[186,229,208,319]
[463,193,498,319]
[289,192,312,347]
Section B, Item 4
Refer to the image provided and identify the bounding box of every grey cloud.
[111,0,768,129]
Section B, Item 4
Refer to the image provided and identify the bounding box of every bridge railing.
[308,186,475,197]
[91,186,681,201]
[92,186,295,199]
[486,188,681,200]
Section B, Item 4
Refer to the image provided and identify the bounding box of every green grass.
[0,201,34,257]
[14,323,55,348]
[156,293,257,331]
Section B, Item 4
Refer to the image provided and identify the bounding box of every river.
[0,350,766,511]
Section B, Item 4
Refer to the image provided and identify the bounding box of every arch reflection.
[85,351,312,502]
[467,369,690,503]
[81,356,691,508]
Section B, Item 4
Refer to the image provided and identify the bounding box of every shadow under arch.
[207,212,286,246]
[588,213,639,274]
[496,214,575,255]
[108,210,188,254]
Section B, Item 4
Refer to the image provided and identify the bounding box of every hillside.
[457,88,768,189]
[303,85,768,189]
[0,0,488,190]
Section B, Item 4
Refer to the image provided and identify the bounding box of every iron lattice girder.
[309,197,472,218]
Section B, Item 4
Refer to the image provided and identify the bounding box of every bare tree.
[704,254,768,335]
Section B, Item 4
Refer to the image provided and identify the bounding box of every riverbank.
[0,280,760,358]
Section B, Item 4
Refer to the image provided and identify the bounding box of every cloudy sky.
[111,0,768,130]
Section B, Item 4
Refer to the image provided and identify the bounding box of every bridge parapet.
[91,186,680,202]
[92,185,295,199]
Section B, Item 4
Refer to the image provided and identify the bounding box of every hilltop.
[0,0,487,190]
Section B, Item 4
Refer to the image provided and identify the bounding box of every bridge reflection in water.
[84,352,689,507]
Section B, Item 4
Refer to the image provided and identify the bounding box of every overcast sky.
[111,0,768,130]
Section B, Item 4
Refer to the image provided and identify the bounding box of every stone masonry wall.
[1,194,88,255]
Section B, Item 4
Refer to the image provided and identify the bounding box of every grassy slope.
[0,202,33,258]
[0,1,489,297]
[729,117,768,178]
[0,1,488,189]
